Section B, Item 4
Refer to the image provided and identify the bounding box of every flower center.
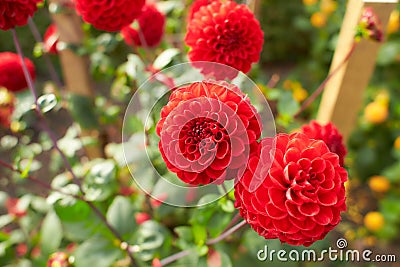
[179,117,226,161]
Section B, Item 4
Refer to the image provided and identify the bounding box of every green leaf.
[153,48,180,70]
[106,196,136,237]
[83,160,118,201]
[40,210,63,254]
[219,199,234,213]
[68,94,99,129]
[192,224,207,246]
[133,221,171,261]
[277,91,300,116]
[0,215,13,229]
[73,236,123,267]
[37,94,58,113]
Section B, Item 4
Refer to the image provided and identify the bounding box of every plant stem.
[294,42,358,118]
[159,219,247,266]
[28,18,64,89]
[12,28,139,267]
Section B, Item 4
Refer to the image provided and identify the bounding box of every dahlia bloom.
[358,7,383,42]
[0,0,42,31]
[187,0,218,21]
[234,133,347,246]
[301,120,347,166]
[156,81,262,185]
[121,4,165,47]
[75,0,145,32]
[43,24,59,54]
[0,88,15,128]
[185,1,264,75]
[0,52,36,92]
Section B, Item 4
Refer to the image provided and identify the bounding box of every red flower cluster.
[234,133,347,246]
[0,52,36,92]
[156,81,261,185]
[43,24,59,54]
[47,252,71,267]
[121,4,165,47]
[185,0,264,74]
[5,197,27,218]
[187,0,218,21]
[75,0,145,32]
[0,88,15,128]
[301,120,347,166]
[0,0,42,31]
[359,7,383,42]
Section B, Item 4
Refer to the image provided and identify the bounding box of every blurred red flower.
[5,197,27,218]
[135,212,151,225]
[47,252,70,267]
[156,81,261,185]
[75,0,145,32]
[0,0,42,31]
[121,4,165,47]
[16,243,28,257]
[0,52,36,92]
[301,120,347,166]
[0,88,15,128]
[152,258,162,267]
[187,0,218,21]
[43,24,59,54]
[185,1,264,74]
[234,133,347,246]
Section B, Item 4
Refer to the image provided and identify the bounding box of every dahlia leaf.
[40,210,63,254]
[277,91,300,117]
[106,196,136,237]
[153,48,180,70]
[73,236,123,267]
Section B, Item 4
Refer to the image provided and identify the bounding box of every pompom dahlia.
[0,52,36,93]
[121,4,165,47]
[185,0,264,74]
[156,81,262,185]
[75,0,145,32]
[301,120,347,166]
[187,0,218,21]
[0,88,15,128]
[43,24,59,54]
[234,133,347,246]
[0,0,42,31]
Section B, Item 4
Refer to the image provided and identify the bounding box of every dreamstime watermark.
[257,238,397,263]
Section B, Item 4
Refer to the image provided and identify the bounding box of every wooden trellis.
[316,0,398,141]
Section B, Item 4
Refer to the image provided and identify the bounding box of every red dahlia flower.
[234,133,347,246]
[75,0,145,32]
[121,4,165,47]
[301,120,347,166]
[0,88,15,128]
[0,0,42,31]
[187,0,218,21]
[185,1,264,74]
[43,24,59,54]
[156,81,262,185]
[0,52,36,93]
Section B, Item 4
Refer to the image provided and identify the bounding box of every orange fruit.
[368,175,390,193]
[364,102,388,124]
[364,211,384,232]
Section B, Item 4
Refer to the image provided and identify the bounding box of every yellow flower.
[364,102,388,124]
[368,175,390,193]
[303,0,318,6]
[310,12,327,28]
[364,211,384,232]
[394,136,400,150]
[375,90,390,106]
[293,87,308,102]
[320,0,338,15]
[387,10,399,35]
[0,87,13,106]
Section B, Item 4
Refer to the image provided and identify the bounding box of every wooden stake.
[49,0,104,158]
[316,0,398,141]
